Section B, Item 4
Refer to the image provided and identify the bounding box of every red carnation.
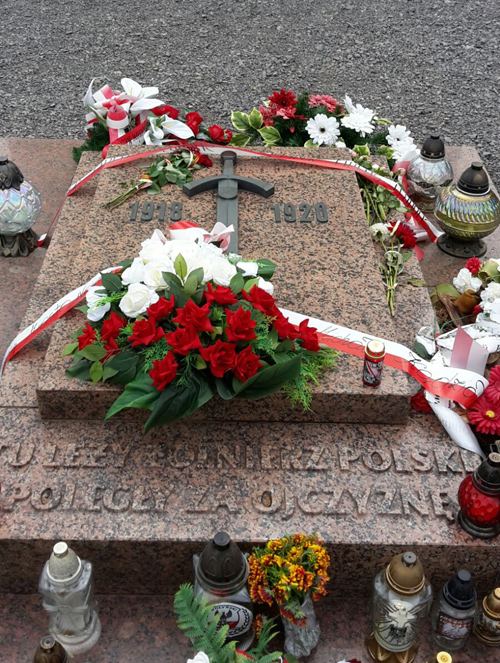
[149,351,178,391]
[242,286,279,318]
[208,124,232,144]
[129,317,165,348]
[269,89,297,111]
[200,340,236,378]
[410,390,433,413]
[233,346,262,382]
[472,304,483,317]
[151,104,179,119]
[185,111,203,135]
[225,306,258,342]
[101,337,120,363]
[298,319,320,352]
[166,325,202,356]
[77,322,97,350]
[273,313,299,341]
[100,312,126,343]
[468,394,500,435]
[388,221,417,249]
[259,104,275,126]
[204,282,238,306]
[465,257,482,275]
[173,300,213,333]
[147,295,175,321]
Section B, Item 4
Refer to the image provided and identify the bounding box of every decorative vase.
[282,593,321,658]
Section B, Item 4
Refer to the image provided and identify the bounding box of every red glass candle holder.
[457,452,500,539]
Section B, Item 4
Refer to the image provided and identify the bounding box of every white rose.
[121,258,146,285]
[257,277,274,295]
[189,257,214,284]
[143,259,175,289]
[187,653,210,663]
[119,283,159,318]
[481,282,500,304]
[452,268,482,294]
[139,237,169,264]
[211,257,237,287]
[237,260,259,277]
[86,286,111,322]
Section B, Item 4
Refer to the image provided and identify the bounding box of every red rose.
[196,154,213,168]
[129,317,165,348]
[151,104,179,119]
[410,390,433,413]
[225,306,258,342]
[173,300,213,333]
[185,111,203,135]
[208,124,232,144]
[147,295,175,321]
[204,282,238,306]
[166,325,202,356]
[149,351,178,390]
[233,346,262,382]
[78,322,97,350]
[200,340,236,378]
[101,337,120,363]
[242,286,279,318]
[100,312,126,343]
[298,319,320,352]
[273,313,299,341]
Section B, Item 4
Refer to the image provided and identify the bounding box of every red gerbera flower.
[465,257,482,275]
[269,88,297,110]
[388,220,417,249]
[485,365,500,401]
[308,94,341,113]
[468,395,500,435]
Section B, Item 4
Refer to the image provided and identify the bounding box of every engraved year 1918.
[129,201,183,223]
[271,203,329,224]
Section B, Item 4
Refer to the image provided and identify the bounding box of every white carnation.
[187,654,210,663]
[119,283,159,318]
[452,268,482,294]
[369,223,391,241]
[211,258,237,287]
[480,282,500,304]
[86,286,111,322]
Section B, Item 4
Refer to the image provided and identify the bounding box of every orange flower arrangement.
[248,534,330,625]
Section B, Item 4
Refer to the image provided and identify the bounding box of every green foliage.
[283,347,339,409]
[72,123,110,163]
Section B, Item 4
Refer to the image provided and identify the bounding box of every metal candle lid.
[33,635,68,663]
[483,587,500,620]
[472,452,500,495]
[443,569,476,609]
[385,551,425,596]
[0,156,24,191]
[366,340,385,360]
[434,654,452,663]
[420,134,446,160]
[457,162,490,196]
[197,532,248,593]
[47,541,82,583]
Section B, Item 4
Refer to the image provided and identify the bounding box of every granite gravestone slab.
[36,146,434,423]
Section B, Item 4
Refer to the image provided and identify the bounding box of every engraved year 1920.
[271,203,329,224]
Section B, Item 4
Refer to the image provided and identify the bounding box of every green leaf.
[183,272,199,297]
[353,143,371,156]
[90,360,103,383]
[405,278,426,288]
[101,272,122,293]
[162,271,183,289]
[243,277,260,292]
[106,349,139,372]
[144,375,215,432]
[105,372,159,419]
[66,359,92,381]
[229,271,245,294]
[258,126,282,146]
[109,363,138,385]
[248,108,263,129]
[256,258,276,279]
[216,378,236,400]
[233,354,302,399]
[102,364,119,381]
[62,341,78,356]
[304,139,317,148]
[229,133,251,147]
[194,354,207,370]
[433,283,460,299]
[231,111,251,132]
[174,254,188,281]
[413,340,432,361]
[79,345,107,361]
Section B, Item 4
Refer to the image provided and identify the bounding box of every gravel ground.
[0,0,499,183]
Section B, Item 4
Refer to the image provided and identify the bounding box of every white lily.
[144,118,166,145]
[160,116,194,140]
[121,77,164,116]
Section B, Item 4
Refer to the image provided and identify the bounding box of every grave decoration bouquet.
[63,225,338,432]
[248,534,330,624]
[175,583,283,663]
[73,76,232,162]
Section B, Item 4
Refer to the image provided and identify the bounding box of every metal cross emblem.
[182,150,275,253]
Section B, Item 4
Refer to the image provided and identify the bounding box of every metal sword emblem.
[182,150,275,253]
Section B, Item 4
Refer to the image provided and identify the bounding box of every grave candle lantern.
[366,551,433,663]
[457,451,500,539]
[406,134,453,212]
[193,531,254,651]
[435,162,500,258]
[473,587,500,646]
[38,542,101,655]
[0,156,42,257]
[431,569,476,651]
[33,635,68,663]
